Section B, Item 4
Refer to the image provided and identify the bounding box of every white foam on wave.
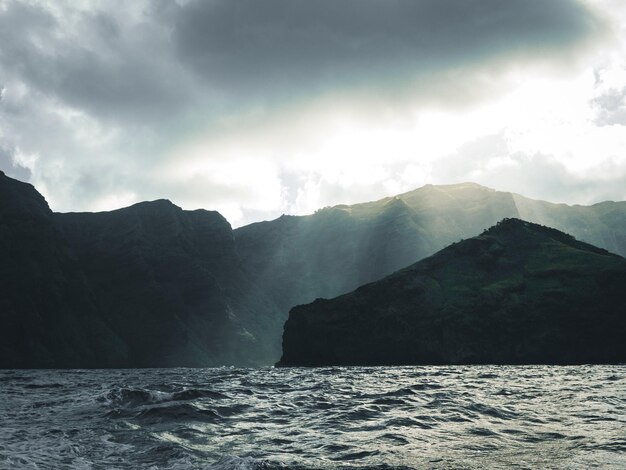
[208,456,263,470]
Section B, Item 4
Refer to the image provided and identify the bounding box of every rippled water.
[1,366,625,469]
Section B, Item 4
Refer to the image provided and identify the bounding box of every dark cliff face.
[0,171,123,367]
[0,172,282,367]
[55,201,283,367]
[278,219,626,366]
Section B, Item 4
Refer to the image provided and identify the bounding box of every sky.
[1,0,626,227]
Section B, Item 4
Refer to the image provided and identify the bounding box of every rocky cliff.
[0,171,282,367]
[278,219,626,366]
[0,171,122,367]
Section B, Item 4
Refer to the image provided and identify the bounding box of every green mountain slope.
[278,219,626,366]
[235,183,626,326]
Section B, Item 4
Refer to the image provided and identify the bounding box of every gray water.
[1,366,624,469]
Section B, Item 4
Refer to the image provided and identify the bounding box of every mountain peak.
[131,198,178,209]
[479,218,616,258]
[482,217,544,235]
[383,195,410,209]
[0,170,51,218]
[399,181,493,198]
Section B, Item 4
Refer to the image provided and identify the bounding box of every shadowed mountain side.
[0,171,123,367]
[0,171,283,367]
[235,183,626,322]
[278,219,626,366]
[56,201,284,367]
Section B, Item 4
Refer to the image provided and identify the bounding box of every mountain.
[0,171,282,367]
[278,219,626,366]
[235,183,626,322]
[2,171,625,367]
[0,171,120,367]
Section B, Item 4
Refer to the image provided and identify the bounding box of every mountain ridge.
[1,170,625,367]
[234,182,625,335]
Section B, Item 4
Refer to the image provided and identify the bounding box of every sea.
[1,366,624,469]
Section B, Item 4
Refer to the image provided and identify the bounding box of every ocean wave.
[2,366,625,469]
[104,386,230,407]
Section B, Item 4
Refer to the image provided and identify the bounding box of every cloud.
[0,0,603,124]
[591,65,626,126]
[172,0,601,99]
[431,133,626,204]
[592,87,626,126]
[0,0,620,226]
[0,144,31,181]
[0,1,199,125]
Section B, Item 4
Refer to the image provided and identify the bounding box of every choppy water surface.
[1,366,625,469]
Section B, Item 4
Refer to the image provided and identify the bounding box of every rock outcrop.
[278,219,626,366]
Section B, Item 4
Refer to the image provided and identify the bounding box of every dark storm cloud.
[0,0,616,222]
[171,0,601,97]
[0,0,603,126]
[0,1,197,124]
